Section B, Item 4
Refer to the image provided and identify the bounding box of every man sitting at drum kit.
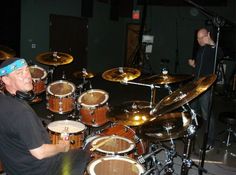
[0,58,90,175]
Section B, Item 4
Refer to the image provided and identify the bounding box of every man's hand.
[188,59,195,68]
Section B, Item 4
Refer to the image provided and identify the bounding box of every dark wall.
[0,0,21,56]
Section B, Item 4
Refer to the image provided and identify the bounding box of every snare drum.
[46,80,76,114]
[78,89,109,127]
[29,65,47,94]
[87,155,145,175]
[47,120,86,149]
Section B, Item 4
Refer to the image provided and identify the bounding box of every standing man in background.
[188,28,224,151]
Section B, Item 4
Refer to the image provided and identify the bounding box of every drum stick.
[90,136,114,151]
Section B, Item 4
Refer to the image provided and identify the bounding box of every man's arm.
[30,140,70,160]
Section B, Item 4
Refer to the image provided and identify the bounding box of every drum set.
[0,48,217,175]
[32,52,216,175]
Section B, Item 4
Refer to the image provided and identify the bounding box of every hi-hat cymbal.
[73,70,95,79]
[0,45,16,60]
[102,67,141,82]
[140,74,193,85]
[36,51,73,66]
[138,112,191,141]
[151,74,217,116]
[107,101,153,126]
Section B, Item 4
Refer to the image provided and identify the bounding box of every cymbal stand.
[121,81,160,107]
[47,66,55,83]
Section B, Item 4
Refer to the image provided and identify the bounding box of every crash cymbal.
[36,51,73,66]
[102,67,141,82]
[73,70,95,79]
[0,45,16,60]
[151,74,217,116]
[138,112,191,141]
[107,101,153,126]
[140,74,193,85]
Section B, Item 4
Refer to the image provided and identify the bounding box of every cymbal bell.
[140,74,193,85]
[107,101,153,126]
[36,51,73,66]
[138,111,191,141]
[102,67,141,82]
[152,74,217,116]
[0,45,16,60]
[73,70,95,79]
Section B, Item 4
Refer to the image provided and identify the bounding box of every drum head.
[29,65,47,80]
[87,155,145,175]
[91,135,135,154]
[47,80,75,97]
[47,120,86,133]
[78,89,109,108]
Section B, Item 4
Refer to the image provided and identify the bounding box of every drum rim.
[91,135,135,154]
[78,89,109,108]
[47,119,86,133]
[87,155,145,175]
[46,80,75,97]
[29,65,48,80]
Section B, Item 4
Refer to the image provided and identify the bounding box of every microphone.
[137,148,163,164]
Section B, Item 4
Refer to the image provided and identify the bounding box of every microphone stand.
[183,1,230,174]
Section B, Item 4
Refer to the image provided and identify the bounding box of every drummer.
[0,58,90,175]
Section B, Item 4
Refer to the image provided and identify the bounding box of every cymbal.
[140,74,193,85]
[0,45,16,60]
[138,112,191,141]
[73,70,95,79]
[152,74,217,116]
[36,51,73,66]
[102,67,141,82]
[107,101,153,126]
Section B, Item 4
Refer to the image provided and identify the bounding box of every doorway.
[49,14,88,81]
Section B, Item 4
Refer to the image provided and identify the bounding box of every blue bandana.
[0,58,28,76]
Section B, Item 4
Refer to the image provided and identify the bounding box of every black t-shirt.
[0,94,60,175]
[194,45,223,78]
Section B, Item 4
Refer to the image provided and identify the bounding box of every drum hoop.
[29,65,47,80]
[47,120,86,133]
[91,135,135,154]
[78,89,109,108]
[87,155,145,175]
[47,80,75,97]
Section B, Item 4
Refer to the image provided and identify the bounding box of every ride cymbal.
[140,74,193,85]
[151,74,217,116]
[0,45,16,60]
[138,112,191,141]
[102,67,141,82]
[36,51,73,66]
[107,101,153,126]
